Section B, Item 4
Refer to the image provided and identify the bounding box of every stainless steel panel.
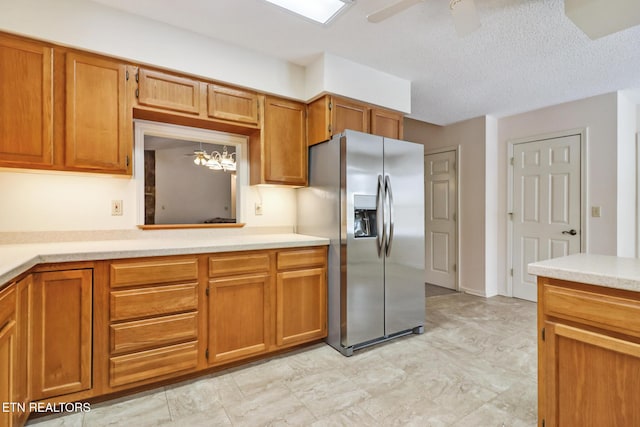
[343,130,385,347]
[383,137,425,335]
[296,137,342,349]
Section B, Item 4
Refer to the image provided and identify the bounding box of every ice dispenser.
[354,195,377,238]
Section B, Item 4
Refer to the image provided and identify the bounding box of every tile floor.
[27,293,537,427]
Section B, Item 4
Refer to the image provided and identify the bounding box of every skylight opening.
[263,0,353,25]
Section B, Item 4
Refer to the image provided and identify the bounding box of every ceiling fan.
[367,0,481,36]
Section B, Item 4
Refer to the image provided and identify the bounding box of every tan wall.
[405,116,491,296]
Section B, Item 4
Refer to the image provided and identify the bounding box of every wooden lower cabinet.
[276,268,326,347]
[538,278,640,426]
[107,257,200,388]
[0,284,18,427]
[31,269,93,401]
[275,247,328,348]
[208,274,271,364]
[5,246,326,424]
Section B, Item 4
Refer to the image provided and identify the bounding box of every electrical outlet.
[111,200,123,216]
[591,206,601,218]
[255,203,263,216]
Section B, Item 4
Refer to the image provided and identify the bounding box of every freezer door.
[383,138,425,335]
[343,130,385,347]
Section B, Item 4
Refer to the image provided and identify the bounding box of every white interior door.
[512,134,581,301]
[424,150,457,289]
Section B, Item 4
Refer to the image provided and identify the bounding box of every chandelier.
[193,145,236,172]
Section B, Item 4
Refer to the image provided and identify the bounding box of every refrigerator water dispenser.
[354,195,377,238]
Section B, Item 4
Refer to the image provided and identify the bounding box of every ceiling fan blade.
[367,0,425,23]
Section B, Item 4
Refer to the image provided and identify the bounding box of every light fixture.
[193,150,209,166]
[192,144,236,172]
[263,0,354,25]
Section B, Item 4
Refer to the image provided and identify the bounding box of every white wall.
[0,169,138,231]
[497,92,623,295]
[405,116,491,296]
[0,168,296,232]
[307,53,411,113]
[0,0,411,113]
[0,0,305,99]
[617,92,637,257]
[485,116,499,296]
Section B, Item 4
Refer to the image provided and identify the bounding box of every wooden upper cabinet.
[65,53,132,174]
[307,95,403,145]
[251,96,307,186]
[370,107,404,140]
[0,34,53,168]
[207,84,259,126]
[307,95,368,146]
[137,68,201,115]
[307,96,332,145]
[332,96,369,136]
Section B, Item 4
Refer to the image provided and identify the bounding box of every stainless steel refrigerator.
[297,130,425,356]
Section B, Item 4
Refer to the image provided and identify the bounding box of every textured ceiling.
[88,0,640,125]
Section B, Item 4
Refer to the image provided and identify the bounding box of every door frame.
[424,145,460,291]
[506,128,588,297]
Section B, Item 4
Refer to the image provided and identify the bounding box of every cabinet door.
[208,274,270,364]
[276,267,327,347]
[31,269,92,400]
[0,35,53,167]
[0,317,16,427]
[14,276,31,426]
[207,84,259,125]
[0,285,16,427]
[370,108,404,140]
[307,96,332,146]
[65,53,132,173]
[331,97,369,136]
[137,68,201,115]
[261,96,307,185]
[542,321,640,427]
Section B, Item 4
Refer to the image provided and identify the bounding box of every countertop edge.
[528,253,640,293]
[0,234,329,289]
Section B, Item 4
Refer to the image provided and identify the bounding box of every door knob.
[562,229,577,235]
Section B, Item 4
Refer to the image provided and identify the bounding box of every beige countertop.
[0,233,329,287]
[528,253,640,292]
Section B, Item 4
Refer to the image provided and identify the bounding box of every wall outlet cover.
[112,200,123,216]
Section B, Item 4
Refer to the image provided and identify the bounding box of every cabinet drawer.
[0,285,16,327]
[109,341,198,387]
[543,284,640,338]
[277,247,326,270]
[209,253,270,277]
[110,258,198,287]
[110,283,198,322]
[110,312,198,355]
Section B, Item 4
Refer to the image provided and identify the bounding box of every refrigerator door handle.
[384,175,395,257]
[376,174,385,258]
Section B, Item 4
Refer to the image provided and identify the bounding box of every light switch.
[591,206,601,218]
